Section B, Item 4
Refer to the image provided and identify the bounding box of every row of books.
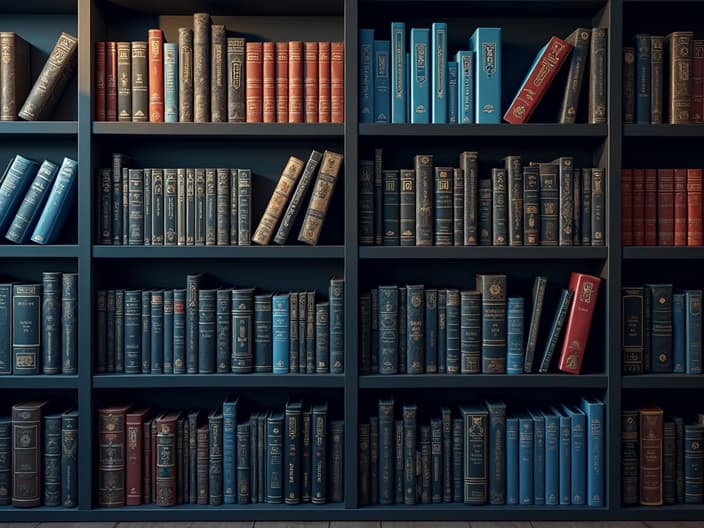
[0,402,78,508]
[622,284,702,376]
[621,168,703,246]
[360,397,605,507]
[0,32,77,121]
[95,276,344,375]
[0,156,78,245]
[98,399,343,507]
[624,32,704,124]
[94,14,344,124]
[359,272,601,376]
[0,273,78,376]
[622,408,704,506]
[360,151,606,247]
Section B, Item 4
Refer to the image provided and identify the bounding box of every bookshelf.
[0,0,700,522]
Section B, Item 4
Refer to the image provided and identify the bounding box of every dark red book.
[331,41,344,123]
[622,168,633,246]
[106,41,117,121]
[126,407,151,506]
[95,41,106,121]
[633,169,645,245]
[304,42,319,123]
[640,408,664,506]
[656,168,674,246]
[318,42,331,123]
[503,36,573,124]
[263,42,276,123]
[275,42,289,123]
[98,404,131,507]
[148,29,164,122]
[245,42,263,123]
[143,418,152,504]
[557,272,601,375]
[674,168,687,246]
[688,168,703,245]
[644,168,657,246]
[155,411,181,507]
[694,40,704,123]
[288,41,304,123]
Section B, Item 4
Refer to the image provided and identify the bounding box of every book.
[559,29,591,123]
[507,297,524,374]
[383,170,400,245]
[434,167,453,245]
[391,22,406,123]
[431,23,447,123]
[647,283,673,373]
[580,397,604,506]
[622,286,645,375]
[588,28,608,124]
[461,405,488,504]
[264,42,277,123]
[319,42,332,123]
[12,284,41,375]
[476,274,507,373]
[650,36,664,124]
[147,29,164,122]
[685,290,703,374]
[164,42,178,123]
[410,28,430,124]
[667,32,694,124]
[31,157,78,245]
[374,40,390,122]
[5,160,59,244]
[210,25,226,122]
[360,29,375,123]
[0,33,30,121]
[178,28,194,122]
[640,408,664,506]
[623,46,636,123]
[193,13,211,122]
[538,289,574,374]
[289,41,304,123]
[635,34,651,124]
[470,28,501,123]
[298,150,343,245]
[415,154,433,246]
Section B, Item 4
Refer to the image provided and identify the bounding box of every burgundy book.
[11,401,49,508]
[557,272,601,375]
[155,411,181,507]
[245,42,263,123]
[275,42,289,123]
[656,168,674,246]
[304,42,319,123]
[148,29,164,122]
[640,408,664,506]
[622,168,633,246]
[633,168,645,245]
[331,42,344,123]
[288,41,304,123]
[694,40,704,123]
[644,168,657,246]
[95,41,107,121]
[318,42,331,123]
[106,41,118,121]
[98,404,132,507]
[674,168,687,246]
[126,407,151,506]
[688,168,703,245]
[263,42,276,123]
[143,418,153,503]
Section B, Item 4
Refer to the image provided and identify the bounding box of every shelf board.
[623,246,704,259]
[0,375,79,389]
[93,373,345,389]
[360,123,607,137]
[360,374,608,389]
[622,374,704,389]
[624,124,704,137]
[93,122,344,138]
[0,121,77,135]
[93,245,344,259]
[0,244,79,258]
[360,246,608,260]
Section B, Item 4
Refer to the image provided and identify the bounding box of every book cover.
[470,28,501,123]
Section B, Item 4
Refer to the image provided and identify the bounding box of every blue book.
[529,409,545,505]
[391,22,406,123]
[379,285,399,374]
[447,61,458,123]
[61,409,78,507]
[406,52,410,120]
[579,397,604,507]
[329,277,344,374]
[425,289,438,372]
[431,22,447,123]
[223,396,239,504]
[506,416,518,504]
[507,297,524,374]
[374,40,390,122]
[685,289,702,374]
[469,28,501,123]
[164,42,178,122]
[673,292,686,373]
[541,409,559,505]
[518,414,533,504]
[0,285,9,374]
[360,29,375,123]
[163,290,174,373]
[123,289,142,374]
[0,154,40,234]
[485,400,506,505]
[410,28,430,123]
[550,405,571,505]
[31,157,78,244]
[273,294,290,373]
[266,411,284,503]
[173,288,186,374]
[284,399,303,503]
[635,34,651,124]
[5,160,59,243]
[563,403,586,505]
[150,290,164,373]
[141,290,151,373]
[455,51,474,123]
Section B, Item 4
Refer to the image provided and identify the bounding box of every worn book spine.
[195,168,206,245]
[61,410,78,507]
[452,417,463,502]
[263,42,276,123]
[186,168,195,244]
[229,169,238,245]
[306,292,315,373]
[41,272,61,375]
[370,289,379,374]
[657,168,675,245]
[524,275,547,373]
[60,273,78,374]
[125,409,147,506]
[123,290,141,374]
[668,31,694,123]
[138,291,149,373]
[398,287,407,374]
[523,166,539,245]
[97,405,129,507]
[147,29,164,122]
[172,289,186,373]
[402,404,417,505]
[216,168,230,245]
[479,179,492,245]
[238,169,251,245]
[460,151,478,245]
[99,167,112,244]
[622,286,645,374]
[685,424,704,503]
[231,288,255,373]
[685,289,703,374]
[486,401,506,505]
[193,13,211,122]
[310,404,327,504]
[275,42,289,122]
[196,424,209,504]
[215,289,231,373]
[675,168,688,246]
[162,290,174,373]
[431,417,442,503]
[359,159,375,245]
[462,405,489,504]
[330,42,344,123]
[694,40,704,122]
[476,274,507,373]
[623,46,636,123]
[635,34,651,123]
[374,149,383,245]
[301,409,312,502]
[453,167,464,245]
[555,157,574,246]
[208,411,223,505]
[378,399,395,504]
[163,42,178,122]
[43,413,61,506]
[406,284,424,374]
[434,167,453,246]
[12,403,47,507]
[415,154,434,246]
[358,423,370,506]
[0,285,10,375]
[330,278,344,374]
[504,156,522,245]
[288,41,304,122]
[531,410,546,505]
[273,294,290,374]
[227,37,245,123]
[95,41,107,120]
[116,42,132,121]
[506,417,518,504]
[383,169,400,245]
[622,168,633,246]
[651,36,664,124]
[210,25,226,122]
[205,168,216,245]
[143,169,152,245]
[106,41,118,121]
[304,42,319,122]
[185,273,202,374]
[445,289,460,373]
[151,168,164,244]
[539,163,558,246]
[178,28,194,122]
[315,302,330,372]
[319,42,331,122]
[631,168,644,245]
[559,29,590,123]
[640,408,664,506]
[425,289,438,373]
[492,168,508,245]
[648,283,673,372]
[359,294,371,375]
[378,286,399,374]
[588,28,608,124]
[460,290,481,374]
[298,150,344,245]
[127,169,144,245]
[236,422,250,504]
[150,290,164,374]
[127,41,147,122]
[621,410,639,505]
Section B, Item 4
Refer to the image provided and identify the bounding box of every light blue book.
[391,22,406,123]
[359,29,375,123]
[541,409,559,505]
[447,61,458,123]
[562,403,586,505]
[374,40,390,123]
[549,404,572,505]
[455,51,474,123]
[163,42,179,123]
[410,28,430,123]
[469,27,501,123]
[5,159,59,243]
[31,157,78,245]
[431,22,447,123]
[579,397,604,507]
[405,52,410,121]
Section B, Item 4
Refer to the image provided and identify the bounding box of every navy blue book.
[359,29,375,123]
[114,289,125,372]
[452,417,463,502]
[5,159,58,243]
[266,411,284,503]
[673,292,686,373]
[61,273,78,374]
[284,400,303,504]
[437,290,447,373]
[507,297,524,374]
[405,285,424,374]
[374,40,390,122]
[315,302,330,373]
[236,422,250,504]
[222,396,238,504]
[61,409,78,507]
[549,404,571,505]
[208,409,224,505]
[12,283,41,375]
[506,416,518,505]
[446,289,460,374]
[518,414,533,504]
[163,289,174,373]
[186,273,203,374]
[685,289,703,374]
[0,417,9,505]
[43,412,62,506]
[254,293,273,372]
[398,286,407,374]
[403,404,417,505]
[0,154,40,234]
[41,271,61,374]
[460,289,481,374]
[579,397,604,507]
[123,289,142,374]
[298,292,307,373]
[329,277,344,373]
[151,290,164,373]
[441,407,451,502]
[216,289,231,373]
[31,157,78,245]
[485,401,506,505]
[538,288,574,373]
[476,274,507,373]
[460,405,488,504]
[431,416,442,503]
[231,288,254,373]
[648,283,673,372]
[289,292,299,373]
[563,403,586,504]
[524,276,547,373]
[378,398,395,504]
[425,289,438,373]
[0,284,11,374]
[273,294,290,374]
[311,402,328,504]
[172,288,185,374]
[141,290,151,373]
[635,34,651,124]
[542,409,559,505]
[529,409,545,505]
[383,170,400,245]
[685,423,704,504]
[378,285,399,374]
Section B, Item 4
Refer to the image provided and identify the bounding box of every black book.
[675,416,685,504]
[621,410,639,505]
[378,286,399,374]
[420,424,431,504]
[43,413,62,506]
[216,168,230,245]
[306,292,316,373]
[452,417,463,502]
[186,168,196,245]
[581,168,592,245]
[359,293,371,375]
[208,410,224,506]
[114,289,125,372]
[434,167,453,246]
[130,41,148,122]
[441,407,452,503]
[403,404,417,505]
[61,409,78,507]
[559,28,591,123]
[394,419,404,504]
[425,289,438,373]
[61,273,78,374]
[186,273,203,374]
[478,179,492,246]
[216,289,231,373]
[359,160,375,245]
[302,408,312,503]
[460,405,489,505]
[123,289,142,374]
[460,290,481,374]
[254,293,273,373]
[370,289,379,374]
[151,168,164,245]
[195,168,206,245]
[414,154,434,246]
[236,422,250,504]
[330,420,344,503]
[237,169,252,246]
[539,163,559,246]
[143,168,152,245]
[127,169,144,245]
[684,424,704,504]
[266,411,284,504]
[398,286,407,374]
[491,169,507,245]
[374,149,383,245]
[289,292,299,373]
[486,400,506,505]
[229,168,238,245]
[315,302,330,373]
[588,27,608,124]
[664,421,677,504]
[111,153,128,245]
[284,400,302,504]
[505,155,523,246]
[406,285,424,374]
[623,46,636,124]
[311,403,328,504]
[232,288,255,373]
[553,157,574,246]
[460,151,479,245]
[358,423,370,506]
[647,283,673,372]
[523,165,540,246]
[42,272,61,375]
[227,37,245,123]
[383,170,400,245]
[400,168,416,246]
[622,286,645,375]
[431,416,442,503]
[591,168,605,246]
[165,169,178,246]
[150,290,164,374]
[573,167,582,245]
[99,168,112,244]
[379,398,395,504]
[122,167,129,245]
[117,42,131,121]
[453,168,464,246]
[445,290,460,374]
[524,276,547,373]
[140,290,151,373]
[538,289,574,373]
[369,415,378,504]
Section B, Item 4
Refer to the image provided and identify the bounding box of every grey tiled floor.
[2,522,704,528]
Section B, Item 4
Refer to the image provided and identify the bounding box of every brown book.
[98,404,132,507]
[193,13,211,122]
[95,41,106,121]
[148,29,164,122]
[252,156,305,245]
[245,42,263,123]
[143,417,153,503]
[694,40,704,123]
[196,423,209,504]
[587,28,607,124]
[667,31,694,124]
[318,42,331,123]
[304,42,319,123]
[288,41,303,123]
[640,407,664,506]
[276,42,289,122]
[126,407,152,506]
[117,41,131,122]
[331,42,344,123]
[0,33,30,121]
[298,150,344,245]
[650,36,664,124]
[178,28,194,122]
[106,41,118,121]
[210,25,226,123]
[263,42,276,123]
[11,401,48,508]
[155,411,181,506]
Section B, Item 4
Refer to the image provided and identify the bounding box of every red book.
[503,36,573,124]
[674,168,687,246]
[263,42,276,123]
[148,29,164,122]
[246,42,263,123]
[275,42,289,123]
[304,42,319,123]
[126,407,151,506]
[155,411,181,507]
[644,168,657,246]
[95,41,106,121]
[97,405,131,507]
[639,408,664,506]
[622,168,633,246]
[688,168,703,245]
[633,169,645,245]
[557,272,601,375]
[694,40,704,123]
[331,41,344,123]
[318,42,331,123]
[656,168,674,245]
[288,41,303,123]
[106,41,117,121]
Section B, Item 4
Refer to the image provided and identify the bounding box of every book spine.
[95,41,107,120]
[238,169,252,245]
[383,170,400,245]
[143,169,152,245]
[622,287,645,375]
[657,168,675,245]
[688,169,703,245]
[379,399,395,504]
[581,398,605,506]
[123,290,142,374]
[379,286,399,374]
[304,42,319,123]
[650,284,673,372]
[640,409,664,505]
[635,34,651,123]
[0,420,10,503]
[431,23,447,123]
[0,155,40,234]
[460,290,481,374]
[374,40,390,122]
[456,52,474,124]
[443,289,458,374]
[622,168,633,246]
[581,168,592,245]
[538,289,574,374]
[664,421,677,504]
[375,149,383,244]
[532,414,546,505]
[229,169,238,245]
[99,168,112,244]
[216,168,230,245]
[61,273,78,374]
[173,289,186,374]
[487,402,506,505]
[210,25,226,122]
[237,423,250,504]
[477,274,507,373]
[193,13,211,122]
[632,169,645,245]
[315,302,330,373]
[195,169,206,245]
[227,38,245,123]
[524,276,547,373]
[187,413,197,503]
[273,294,290,373]
[41,272,61,374]
[695,40,704,122]
[231,289,254,373]
[298,150,344,245]
[478,179,492,245]
[405,285,424,373]
[205,168,216,245]
[464,408,489,504]
[505,156,523,245]
[150,291,163,374]
[276,42,290,122]
[669,32,694,124]
[301,411,312,502]
[186,169,195,244]
[588,28,608,124]
[415,154,434,246]
[311,406,328,504]
[358,423,370,506]
[685,290,703,374]
[288,41,304,123]
[675,168,688,246]
[106,41,118,121]
[186,274,201,374]
[506,417,518,504]
[673,293,686,373]
[359,160,375,245]
[126,414,144,506]
[306,292,315,373]
[684,424,704,503]
[651,36,664,124]
[148,30,164,122]
[453,168,464,245]
[128,41,147,122]
[164,42,178,122]
[208,412,223,505]
[539,164,558,245]
[43,415,61,506]
[61,412,78,507]
[425,289,438,373]
[398,287,407,374]
[178,28,194,122]
[523,166,539,245]
[128,169,144,245]
[31,157,78,245]
[216,289,231,373]
[492,168,508,245]
[151,169,164,244]
[263,42,276,123]
[162,290,174,373]
[138,291,149,373]
[284,404,302,504]
[471,28,501,124]
[254,294,273,373]
[518,417,533,504]
[117,42,132,121]
[431,418,442,503]
[359,294,371,375]
[12,284,41,375]
[196,425,208,504]
[624,46,636,123]
[391,23,406,123]
[434,167,453,245]
[507,297,524,375]
[98,406,127,507]
[318,41,331,122]
[559,29,590,123]
[0,285,10,374]
[402,405,417,505]
[556,157,574,246]
[289,293,299,373]
[557,273,602,374]
[410,28,430,123]
[330,278,344,373]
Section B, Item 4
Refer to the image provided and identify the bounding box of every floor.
[1,522,703,528]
